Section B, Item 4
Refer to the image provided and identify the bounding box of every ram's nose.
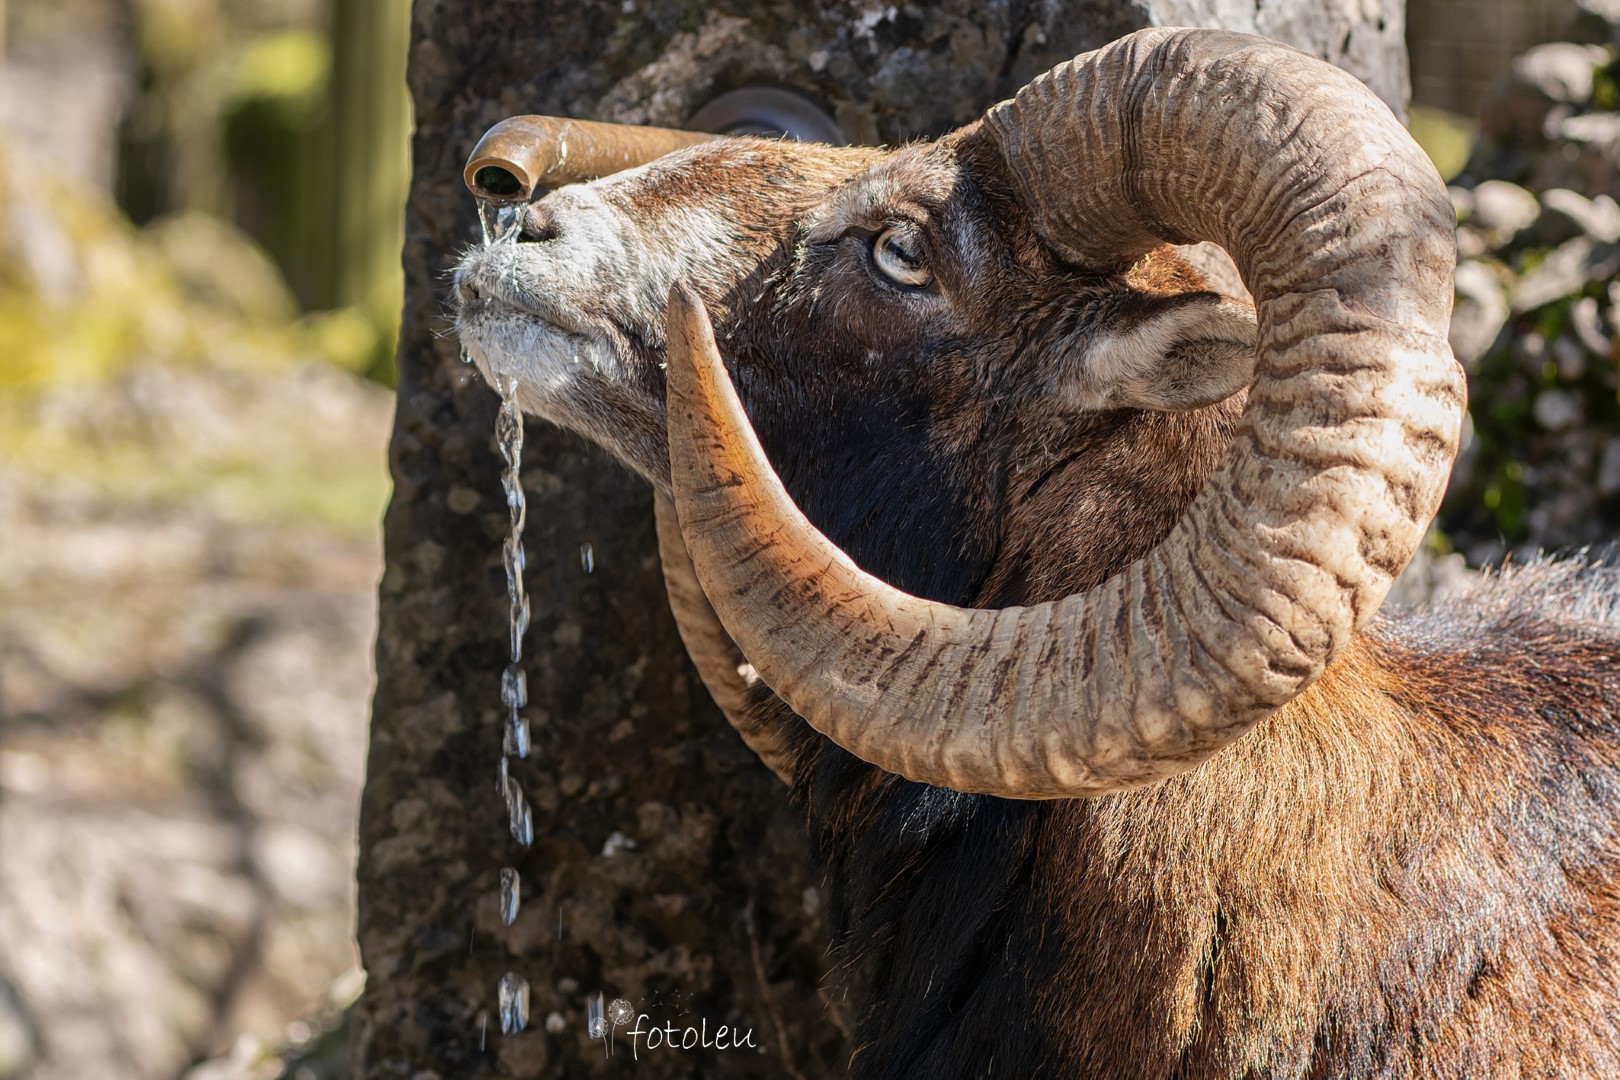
[451,263,484,309]
[463,116,719,203]
[451,249,515,310]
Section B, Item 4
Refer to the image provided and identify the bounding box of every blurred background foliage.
[0,0,410,533]
[0,4,407,1078]
[3,0,409,391]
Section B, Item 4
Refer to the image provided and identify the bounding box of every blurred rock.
[1552,332,1588,379]
[1469,180,1541,242]
[0,980,34,1080]
[1443,27,1620,558]
[1455,226,1489,260]
[1511,236,1620,311]
[1,6,388,1079]
[3,190,83,305]
[1569,0,1620,45]
[1535,111,1620,193]
[1530,189,1620,245]
[1570,295,1614,354]
[1479,43,1610,142]
[0,38,132,198]
[182,1034,284,1080]
[1534,387,1583,429]
[1450,185,1476,223]
[1450,260,1510,366]
[0,361,388,1080]
[1600,439,1620,496]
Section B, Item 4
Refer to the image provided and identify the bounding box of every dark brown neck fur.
[757,384,1620,1078]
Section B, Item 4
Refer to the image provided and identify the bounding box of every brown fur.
[1026,622,1620,1076]
[455,130,1620,1077]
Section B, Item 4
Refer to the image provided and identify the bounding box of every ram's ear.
[1069,292,1258,412]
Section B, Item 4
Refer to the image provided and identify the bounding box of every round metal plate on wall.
[687,87,848,144]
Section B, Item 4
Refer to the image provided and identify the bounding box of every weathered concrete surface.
[359,3,1410,1076]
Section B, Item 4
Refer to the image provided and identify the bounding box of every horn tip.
[666,281,713,359]
[668,279,701,315]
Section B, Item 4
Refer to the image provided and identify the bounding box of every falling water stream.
[495,378,533,1034]
[468,198,536,1036]
[473,197,608,1048]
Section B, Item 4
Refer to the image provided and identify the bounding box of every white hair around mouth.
[458,299,620,414]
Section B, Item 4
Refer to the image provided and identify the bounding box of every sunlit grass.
[0,409,391,535]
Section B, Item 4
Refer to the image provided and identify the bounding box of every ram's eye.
[871,227,931,288]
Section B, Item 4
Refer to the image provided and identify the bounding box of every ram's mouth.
[455,247,592,340]
[452,252,627,421]
[458,293,591,356]
[457,308,601,398]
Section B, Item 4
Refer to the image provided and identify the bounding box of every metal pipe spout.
[463,116,718,202]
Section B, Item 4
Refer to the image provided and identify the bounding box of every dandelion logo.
[590,988,757,1060]
[589,995,639,1058]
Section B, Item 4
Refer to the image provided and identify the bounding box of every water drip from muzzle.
[455,86,846,1048]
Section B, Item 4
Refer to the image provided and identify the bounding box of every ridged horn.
[653,492,794,784]
[464,116,717,202]
[662,28,1464,798]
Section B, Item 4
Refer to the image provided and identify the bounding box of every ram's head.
[453,28,1464,799]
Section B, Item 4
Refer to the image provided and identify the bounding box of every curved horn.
[464,116,717,202]
[663,28,1464,798]
[653,492,794,785]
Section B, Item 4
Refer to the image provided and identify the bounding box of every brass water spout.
[463,116,718,203]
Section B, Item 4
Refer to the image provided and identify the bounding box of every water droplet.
[498,972,530,1034]
[503,535,526,592]
[501,664,527,710]
[496,408,524,468]
[510,595,530,663]
[499,868,521,926]
[497,203,521,241]
[507,781,534,846]
[490,377,541,971]
[587,992,605,1039]
[579,542,595,574]
[504,709,530,759]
